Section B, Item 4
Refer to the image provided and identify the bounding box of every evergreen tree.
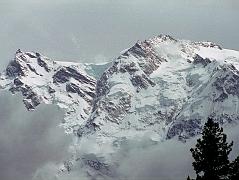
[190,118,233,180]
[230,156,239,180]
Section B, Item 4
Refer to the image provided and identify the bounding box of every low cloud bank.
[0,92,71,180]
[1,91,239,180]
[33,123,239,180]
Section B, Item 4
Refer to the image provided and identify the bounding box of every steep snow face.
[75,35,239,143]
[0,50,109,133]
[1,35,239,139]
[1,35,239,179]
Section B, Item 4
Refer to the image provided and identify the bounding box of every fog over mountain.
[0,92,71,180]
[0,1,239,180]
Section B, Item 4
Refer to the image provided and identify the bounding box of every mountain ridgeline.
[1,35,239,178]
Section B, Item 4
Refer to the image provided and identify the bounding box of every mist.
[0,92,71,180]
[32,123,239,180]
[115,125,239,180]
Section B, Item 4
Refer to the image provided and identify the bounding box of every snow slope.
[0,50,109,133]
[77,35,239,143]
[1,35,239,179]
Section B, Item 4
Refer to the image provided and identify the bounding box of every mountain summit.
[1,35,239,178]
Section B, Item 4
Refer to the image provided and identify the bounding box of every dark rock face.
[48,86,56,94]
[95,62,118,98]
[4,51,97,114]
[80,154,116,177]
[124,41,165,75]
[37,57,51,72]
[6,52,52,78]
[25,52,37,58]
[193,54,211,67]
[66,83,95,99]
[13,78,24,86]
[53,67,95,86]
[53,66,96,105]
[167,119,202,140]
[126,42,148,58]
[6,60,23,77]
[23,96,41,110]
[66,83,81,94]
[53,68,70,83]
[10,80,43,110]
[12,87,41,110]
[224,74,239,96]
[96,37,166,99]
[102,96,131,124]
[216,113,235,124]
[85,37,165,134]
[167,66,239,140]
[27,64,40,75]
[82,157,109,172]
[130,74,155,91]
[213,65,239,102]
[119,62,138,74]
[215,92,228,102]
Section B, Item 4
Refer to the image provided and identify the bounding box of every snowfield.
[1,35,239,179]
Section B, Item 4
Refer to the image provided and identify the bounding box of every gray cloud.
[0,0,238,69]
[32,124,239,180]
[115,138,195,180]
[115,125,239,180]
[0,92,71,180]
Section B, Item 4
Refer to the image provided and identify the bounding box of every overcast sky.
[0,0,239,69]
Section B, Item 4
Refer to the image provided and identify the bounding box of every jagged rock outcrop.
[0,50,107,133]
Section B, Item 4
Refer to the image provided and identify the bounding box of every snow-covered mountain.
[1,35,239,179]
[0,50,110,133]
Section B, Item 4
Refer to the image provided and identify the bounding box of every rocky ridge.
[1,35,239,179]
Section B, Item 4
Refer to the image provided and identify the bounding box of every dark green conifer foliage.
[230,156,239,180]
[190,118,233,180]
